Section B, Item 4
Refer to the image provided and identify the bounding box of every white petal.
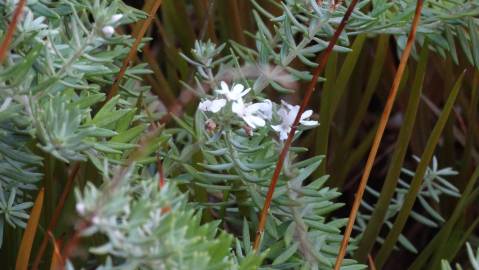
[279,130,289,141]
[271,125,282,132]
[232,100,245,116]
[258,100,273,119]
[301,110,313,119]
[286,110,298,126]
[245,104,261,114]
[272,124,290,141]
[243,117,256,128]
[215,81,229,95]
[111,14,123,24]
[245,115,265,128]
[300,120,318,126]
[277,107,289,120]
[231,84,245,96]
[221,81,229,91]
[230,84,250,100]
[198,100,211,111]
[199,99,226,113]
[209,99,226,113]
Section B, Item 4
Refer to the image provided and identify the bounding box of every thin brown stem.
[368,254,377,270]
[0,0,26,63]
[61,219,90,263]
[32,162,81,270]
[252,0,360,251]
[333,1,424,269]
[105,0,163,101]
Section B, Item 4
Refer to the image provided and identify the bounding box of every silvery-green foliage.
[229,0,479,93]
[441,242,479,270]
[75,164,263,270]
[355,156,459,253]
[0,0,147,247]
[158,80,363,269]
[371,0,479,66]
[0,98,42,248]
[0,0,476,267]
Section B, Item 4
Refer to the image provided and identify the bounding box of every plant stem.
[0,0,26,63]
[106,0,163,101]
[333,1,424,268]
[253,0,360,252]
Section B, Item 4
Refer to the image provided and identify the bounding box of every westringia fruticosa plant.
[0,0,478,269]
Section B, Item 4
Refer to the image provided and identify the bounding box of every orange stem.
[32,163,80,270]
[333,1,424,269]
[368,254,377,270]
[0,0,26,63]
[252,0,360,251]
[105,0,163,101]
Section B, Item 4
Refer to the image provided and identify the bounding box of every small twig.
[368,254,377,270]
[333,1,424,269]
[252,0,360,251]
[32,162,81,270]
[0,0,26,63]
[105,0,163,101]
[61,219,91,263]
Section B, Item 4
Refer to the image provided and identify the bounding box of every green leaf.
[272,242,299,265]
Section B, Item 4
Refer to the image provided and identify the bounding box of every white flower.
[215,81,250,101]
[198,99,226,113]
[110,14,123,24]
[102,26,115,37]
[232,99,266,129]
[271,100,318,141]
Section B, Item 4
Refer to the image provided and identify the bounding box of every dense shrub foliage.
[0,0,478,269]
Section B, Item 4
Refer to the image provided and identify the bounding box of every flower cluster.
[199,81,318,140]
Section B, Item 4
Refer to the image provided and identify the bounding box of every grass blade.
[315,34,365,175]
[354,40,430,262]
[330,35,389,184]
[375,71,466,268]
[409,166,479,269]
[15,188,44,270]
[314,52,337,175]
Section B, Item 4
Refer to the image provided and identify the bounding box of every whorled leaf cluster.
[355,156,460,253]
